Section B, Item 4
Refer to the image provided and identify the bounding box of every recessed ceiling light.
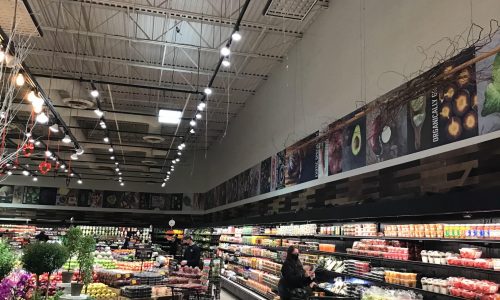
[158,109,182,124]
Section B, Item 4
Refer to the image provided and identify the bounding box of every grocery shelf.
[322,270,461,300]
[220,245,498,276]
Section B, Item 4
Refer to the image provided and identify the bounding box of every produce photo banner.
[200,42,500,210]
[0,185,189,211]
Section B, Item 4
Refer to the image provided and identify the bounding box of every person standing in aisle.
[35,231,49,242]
[180,235,201,268]
[278,245,316,300]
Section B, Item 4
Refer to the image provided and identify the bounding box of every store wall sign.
[197,33,500,211]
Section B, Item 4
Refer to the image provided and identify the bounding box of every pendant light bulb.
[120,182,124,186]
[94,109,104,117]
[99,121,106,129]
[198,101,206,110]
[190,128,195,134]
[90,89,99,98]
[172,160,176,164]
[27,91,37,102]
[35,141,41,146]
[195,113,202,119]
[103,137,109,143]
[77,179,83,184]
[189,119,196,127]
[49,124,59,133]
[220,46,231,57]
[15,73,25,86]
[36,112,49,124]
[70,173,74,177]
[161,182,166,188]
[222,57,231,67]
[62,134,72,144]
[76,148,84,155]
[232,31,242,41]
[0,49,4,62]
[204,87,212,95]
[108,147,114,152]
[176,158,180,162]
[22,170,29,176]
[118,172,122,175]
[32,176,38,182]
[45,150,52,157]
[60,164,66,169]
[115,168,119,172]
[71,153,78,160]
[7,171,12,176]
[110,156,115,160]
[32,97,45,114]
[177,151,182,156]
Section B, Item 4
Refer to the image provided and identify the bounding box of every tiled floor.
[220,289,241,300]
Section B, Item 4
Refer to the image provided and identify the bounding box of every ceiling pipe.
[33,74,203,95]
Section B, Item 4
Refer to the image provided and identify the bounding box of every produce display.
[361,286,422,300]
[115,261,154,271]
[86,282,118,299]
[347,239,421,261]
[447,277,499,299]
[96,270,134,287]
[421,247,498,270]
[120,285,152,299]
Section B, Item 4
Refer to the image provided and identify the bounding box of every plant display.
[62,227,82,271]
[22,242,68,299]
[482,53,500,116]
[77,235,96,292]
[0,269,34,300]
[0,239,15,279]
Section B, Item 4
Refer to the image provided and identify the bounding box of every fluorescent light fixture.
[158,109,182,124]
[76,148,84,155]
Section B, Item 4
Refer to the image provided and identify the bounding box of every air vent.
[263,0,318,21]
[0,0,42,37]
[142,135,165,144]
[62,98,94,109]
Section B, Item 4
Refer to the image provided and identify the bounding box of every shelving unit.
[216,219,499,300]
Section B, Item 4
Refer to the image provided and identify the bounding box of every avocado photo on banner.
[341,109,367,172]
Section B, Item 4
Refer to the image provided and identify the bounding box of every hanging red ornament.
[38,161,52,175]
[22,142,35,157]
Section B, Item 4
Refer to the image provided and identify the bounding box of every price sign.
[135,247,153,260]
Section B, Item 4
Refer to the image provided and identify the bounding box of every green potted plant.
[72,235,95,296]
[61,227,82,283]
[0,239,15,279]
[22,242,69,299]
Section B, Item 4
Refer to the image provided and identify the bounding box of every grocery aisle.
[220,289,241,300]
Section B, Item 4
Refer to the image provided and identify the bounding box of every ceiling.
[2,0,328,185]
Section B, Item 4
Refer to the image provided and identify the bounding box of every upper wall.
[199,0,500,190]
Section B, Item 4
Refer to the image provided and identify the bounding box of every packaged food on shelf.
[361,286,422,300]
[384,270,417,287]
[318,243,336,252]
[421,277,449,294]
[276,224,317,236]
[342,223,378,236]
[448,277,499,299]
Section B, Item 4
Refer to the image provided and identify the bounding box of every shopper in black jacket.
[181,235,201,268]
[278,245,315,300]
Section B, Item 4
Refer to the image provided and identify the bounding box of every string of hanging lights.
[159,0,250,188]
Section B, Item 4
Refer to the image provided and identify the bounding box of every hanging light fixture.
[204,87,212,95]
[167,171,171,175]
[36,112,49,124]
[190,128,195,134]
[195,113,202,119]
[120,182,124,186]
[70,173,74,177]
[176,158,180,162]
[189,119,196,127]
[15,73,25,86]
[108,147,114,152]
[115,162,119,165]
[115,168,119,172]
[118,172,122,175]
[94,109,104,117]
[172,160,176,164]
[32,95,44,114]
[0,48,5,62]
[99,121,106,129]
[77,179,83,184]
[198,101,206,110]
[35,141,41,146]
[45,150,52,157]
[71,153,78,160]
[22,170,29,176]
[103,137,109,143]
[161,182,166,187]
[232,31,242,41]
[90,89,99,98]
[49,124,59,133]
[220,46,231,57]
[177,151,182,156]
[222,57,231,67]
[32,176,38,182]
[76,148,84,155]
[62,134,72,144]
[7,171,12,176]
[27,91,37,102]
[60,164,66,169]
[110,156,115,160]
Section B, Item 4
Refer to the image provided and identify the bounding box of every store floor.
[220,289,240,300]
